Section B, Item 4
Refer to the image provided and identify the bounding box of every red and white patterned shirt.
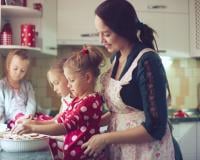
[56,92,103,160]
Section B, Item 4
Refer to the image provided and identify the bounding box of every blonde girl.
[34,57,72,122]
[13,46,105,160]
[18,57,73,160]
[47,57,71,115]
[0,49,36,128]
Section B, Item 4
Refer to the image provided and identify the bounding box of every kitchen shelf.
[1,5,41,18]
[0,45,40,50]
[0,45,49,57]
[0,45,41,51]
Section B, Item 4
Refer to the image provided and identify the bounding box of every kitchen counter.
[168,108,200,123]
[169,116,200,123]
[0,149,52,160]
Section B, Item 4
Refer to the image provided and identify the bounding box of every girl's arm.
[13,122,66,136]
[0,82,5,122]
[29,119,55,125]
[25,81,37,115]
[31,123,66,135]
[100,111,111,126]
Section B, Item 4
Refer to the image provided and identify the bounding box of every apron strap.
[120,48,155,85]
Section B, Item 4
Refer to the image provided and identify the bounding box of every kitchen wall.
[0,52,56,112]
[0,47,200,113]
[0,46,110,113]
[165,57,200,109]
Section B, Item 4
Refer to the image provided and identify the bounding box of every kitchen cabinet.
[57,0,102,45]
[0,0,57,56]
[130,0,188,13]
[129,0,189,57]
[197,123,200,160]
[173,122,197,160]
[58,0,190,57]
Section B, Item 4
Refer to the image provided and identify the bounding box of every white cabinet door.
[132,0,190,58]
[129,0,190,57]
[130,0,188,13]
[197,123,200,160]
[57,0,102,45]
[173,122,197,160]
[40,0,57,55]
[137,11,189,57]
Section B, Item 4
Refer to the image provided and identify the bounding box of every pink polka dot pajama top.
[55,92,103,160]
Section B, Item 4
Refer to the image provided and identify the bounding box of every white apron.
[101,49,175,160]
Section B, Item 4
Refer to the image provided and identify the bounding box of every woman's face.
[95,15,126,53]
[48,70,70,97]
[8,55,30,82]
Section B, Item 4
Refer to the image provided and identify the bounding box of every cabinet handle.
[48,47,57,50]
[158,50,167,53]
[147,5,167,10]
[80,33,98,37]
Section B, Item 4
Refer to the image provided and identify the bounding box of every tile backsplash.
[0,47,200,113]
[164,57,200,109]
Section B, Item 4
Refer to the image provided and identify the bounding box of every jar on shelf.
[0,22,13,45]
[1,0,5,5]
[21,24,36,47]
[21,0,27,7]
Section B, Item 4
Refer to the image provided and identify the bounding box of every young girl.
[13,46,104,160]
[33,57,72,122]
[19,57,73,160]
[0,49,36,128]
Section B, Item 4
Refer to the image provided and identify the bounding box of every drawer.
[129,0,188,13]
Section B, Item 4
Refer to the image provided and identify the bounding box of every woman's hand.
[81,133,108,157]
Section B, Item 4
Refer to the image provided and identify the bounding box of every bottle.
[1,0,5,5]
[21,0,27,7]
[0,22,13,45]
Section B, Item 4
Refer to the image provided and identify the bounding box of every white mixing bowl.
[0,137,49,152]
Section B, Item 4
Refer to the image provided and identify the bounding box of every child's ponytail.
[64,45,104,78]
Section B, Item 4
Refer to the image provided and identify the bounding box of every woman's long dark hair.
[95,0,157,50]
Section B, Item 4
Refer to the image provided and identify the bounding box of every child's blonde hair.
[4,49,30,76]
[63,46,104,78]
[47,57,68,88]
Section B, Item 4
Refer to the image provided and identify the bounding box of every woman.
[82,0,175,159]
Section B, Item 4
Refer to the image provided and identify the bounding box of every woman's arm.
[82,125,153,156]
[103,125,153,144]
[137,53,168,140]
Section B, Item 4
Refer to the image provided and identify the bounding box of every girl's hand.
[11,123,32,135]
[15,114,33,125]
[81,133,108,157]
